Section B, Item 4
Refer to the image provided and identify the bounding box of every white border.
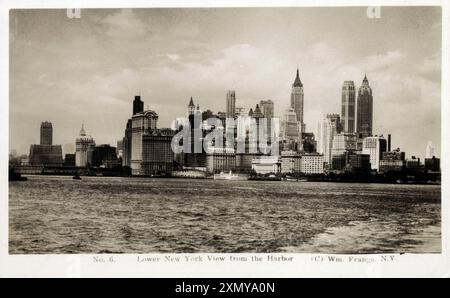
[1,0,449,278]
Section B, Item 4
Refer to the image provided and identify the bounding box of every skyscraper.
[317,118,336,165]
[226,90,236,119]
[40,121,53,145]
[356,75,373,138]
[133,95,144,115]
[362,136,387,171]
[291,68,305,133]
[341,81,356,133]
[131,110,159,175]
[75,124,96,167]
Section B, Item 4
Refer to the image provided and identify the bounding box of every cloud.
[101,9,148,39]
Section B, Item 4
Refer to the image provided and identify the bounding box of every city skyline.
[10,7,441,158]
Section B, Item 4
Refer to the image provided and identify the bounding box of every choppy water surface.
[9,176,441,254]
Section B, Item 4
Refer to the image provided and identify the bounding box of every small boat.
[73,173,82,180]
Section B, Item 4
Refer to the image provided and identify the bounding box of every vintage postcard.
[1,0,449,279]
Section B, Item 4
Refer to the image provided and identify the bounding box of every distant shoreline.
[12,174,441,186]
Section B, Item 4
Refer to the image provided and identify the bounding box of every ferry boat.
[214,171,249,181]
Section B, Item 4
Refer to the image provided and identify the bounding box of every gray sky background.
[10,7,441,158]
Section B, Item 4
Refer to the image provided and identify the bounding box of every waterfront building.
[40,121,53,145]
[226,91,236,119]
[362,136,387,171]
[280,151,301,174]
[141,129,175,176]
[291,68,305,133]
[356,75,373,138]
[75,124,95,167]
[252,156,281,175]
[331,154,347,171]
[131,110,159,175]
[341,81,356,133]
[379,160,405,173]
[206,148,236,173]
[92,144,118,168]
[300,154,324,174]
[348,153,371,172]
[29,144,63,167]
[28,121,63,167]
[406,157,421,169]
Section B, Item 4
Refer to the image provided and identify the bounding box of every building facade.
[141,130,174,176]
[362,136,387,171]
[206,148,236,173]
[300,154,324,174]
[252,156,281,175]
[331,133,357,157]
[341,81,356,133]
[75,124,95,167]
[131,110,159,175]
[280,151,301,174]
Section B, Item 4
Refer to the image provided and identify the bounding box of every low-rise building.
[300,154,324,174]
[280,151,301,174]
[206,148,236,173]
[252,156,281,175]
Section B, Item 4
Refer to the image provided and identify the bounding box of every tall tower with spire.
[291,68,305,134]
[188,97,195,116]
[356,75,373,138]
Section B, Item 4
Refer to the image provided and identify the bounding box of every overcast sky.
[10,7,441,158]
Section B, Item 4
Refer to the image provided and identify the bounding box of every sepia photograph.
[7,5,442,258]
